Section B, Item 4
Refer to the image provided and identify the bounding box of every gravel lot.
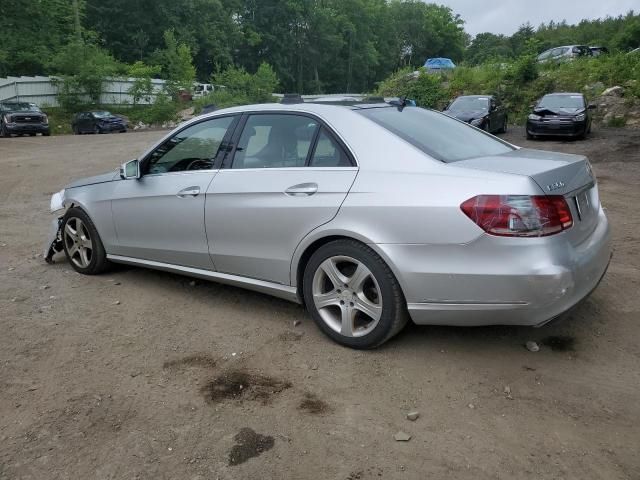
[1,126,639,479]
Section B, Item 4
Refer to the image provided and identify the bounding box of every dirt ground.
[1,125,639,480]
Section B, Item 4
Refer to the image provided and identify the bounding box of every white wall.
[0,76,167,107]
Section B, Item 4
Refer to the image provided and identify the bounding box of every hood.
[444,110,488,122]
[533,107,584,117]
[65,170,120,189]
[97,115,125,123]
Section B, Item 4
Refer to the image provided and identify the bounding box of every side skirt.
[106,254,300,303]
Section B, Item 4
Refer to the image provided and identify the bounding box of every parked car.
[0,102,49,137]
[193,83,214,98]
[72,111,127,134]
[443,95,507,133]
[537,45,592,63]
[526,93,595,139]
[589,46,609,57]
[45,103,611,349]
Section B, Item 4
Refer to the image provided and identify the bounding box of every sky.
[437,0,638,37]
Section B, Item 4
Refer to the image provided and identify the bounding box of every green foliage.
[193,63,280,113]
[376,68,447,108]
[127,61,161,105]
[154,30,196,99]
[465,13,640,65]
[213,63,279,103]
[48,41,122,110]
[377,53,640,124]
[607,116,627,127]
[0,0,78,76]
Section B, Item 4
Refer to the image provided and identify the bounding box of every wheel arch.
[291,229,408,307]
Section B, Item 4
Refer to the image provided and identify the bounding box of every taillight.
[460,195,573,237]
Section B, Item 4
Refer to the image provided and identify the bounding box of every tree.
[153,30,196,98]
[128,61,161,105]
[48,40,121,109]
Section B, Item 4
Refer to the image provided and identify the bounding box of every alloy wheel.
[311,255,383,337]
[64,217,93,268]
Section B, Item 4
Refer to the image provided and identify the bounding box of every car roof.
[453,95,493,99]
[198,102,391,117]
[543,92,583,97]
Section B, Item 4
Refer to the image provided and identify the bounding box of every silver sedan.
[45,103,611,348]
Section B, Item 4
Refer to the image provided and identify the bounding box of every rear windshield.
[448,96,489,112]
[356,107,514,163]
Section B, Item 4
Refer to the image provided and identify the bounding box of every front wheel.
[62,207,110,274]
[303,239,409,349]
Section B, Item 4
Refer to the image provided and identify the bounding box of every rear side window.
[309,129,351,167]
[232,114,317,169]
[356,107,514,163]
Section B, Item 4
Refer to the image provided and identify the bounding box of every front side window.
[357,106,514,163]
[232,114,317,169]
[144,116,235,174]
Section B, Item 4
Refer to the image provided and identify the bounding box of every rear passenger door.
[205,113,358,285]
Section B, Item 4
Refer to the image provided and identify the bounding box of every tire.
[499,117,507,134]
[62,207,110,275]
[73,125,80,135]
[93,125,101,134]
[526,132,536,140]
[302,239,409,349]
[43,130,50,137]
[1,124,11,137]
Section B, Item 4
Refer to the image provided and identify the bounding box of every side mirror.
[588,103,597,110]
[120,159,140,179]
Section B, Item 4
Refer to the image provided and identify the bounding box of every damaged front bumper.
[43,189,66,263]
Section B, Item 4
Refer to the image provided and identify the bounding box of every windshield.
[92,111,113,118]
[0,103,41,112]
[448,97,489,112]
[537,95,585,110]
[357,107,514,163]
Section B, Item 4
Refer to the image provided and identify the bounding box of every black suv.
[443,95,508,134]
[0,102,50,137]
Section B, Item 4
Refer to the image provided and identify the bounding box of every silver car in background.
[45,103,611,348]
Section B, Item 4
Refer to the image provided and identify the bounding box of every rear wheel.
[499,116,508,133]
[62,207,110,275]
[303,239,408,349]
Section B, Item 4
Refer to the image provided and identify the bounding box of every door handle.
[284,182,318,196]
[177,186,200,198]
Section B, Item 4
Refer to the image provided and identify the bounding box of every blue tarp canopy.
[423,58,456,69]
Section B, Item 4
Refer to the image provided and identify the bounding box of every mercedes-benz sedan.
[45,103,611,349]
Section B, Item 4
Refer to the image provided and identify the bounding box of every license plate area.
[573,190,591,221]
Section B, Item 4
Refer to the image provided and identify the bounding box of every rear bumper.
[377,208,612,326]
[527,120,587,137]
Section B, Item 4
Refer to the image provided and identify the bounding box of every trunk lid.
[454,148,599,244]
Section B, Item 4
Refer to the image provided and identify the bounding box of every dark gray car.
[443,95,507,134]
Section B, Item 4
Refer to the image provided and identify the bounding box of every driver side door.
[110,115,238,269]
